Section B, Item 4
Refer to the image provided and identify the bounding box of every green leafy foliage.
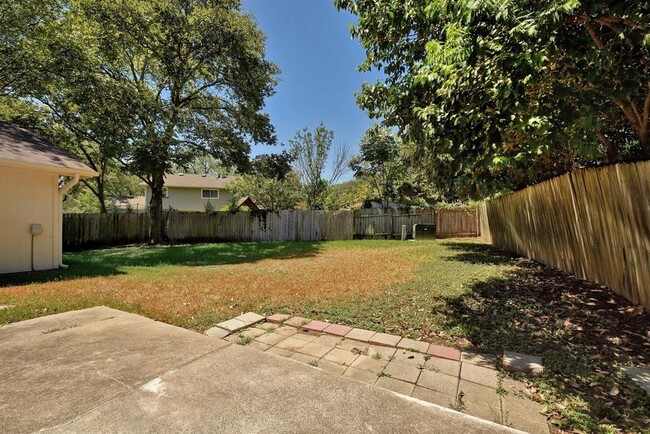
[351,125,403,206]
[229,172,302,211]
[289,123,352,209]
[3,0,278,241]
[336,0,650,199]
[249,150,295,181]
[322,179,371,210]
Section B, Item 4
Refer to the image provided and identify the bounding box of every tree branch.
[596,130,618,163]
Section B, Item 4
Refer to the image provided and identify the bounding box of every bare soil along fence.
[479,161,650,310]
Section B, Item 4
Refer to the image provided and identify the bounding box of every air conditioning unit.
[413,224,436,240]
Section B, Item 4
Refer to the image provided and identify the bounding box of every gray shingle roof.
[0,122,97,176]
[162,173,235,189]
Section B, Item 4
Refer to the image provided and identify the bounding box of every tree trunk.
[81,176,108,213]
[596,131,619,164]
[640,129,650,160]
[97,177,108,214]
[149,173,165,244]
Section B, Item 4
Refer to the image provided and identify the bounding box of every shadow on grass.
[0,241,324,287]
[441,242,650,431]
[441,241,516,265]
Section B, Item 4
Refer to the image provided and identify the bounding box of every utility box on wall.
[413,223,436,240]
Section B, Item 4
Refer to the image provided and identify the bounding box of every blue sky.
[241,0,383,172]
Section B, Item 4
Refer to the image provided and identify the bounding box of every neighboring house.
[143,173,236,211]
[0,122,97,274]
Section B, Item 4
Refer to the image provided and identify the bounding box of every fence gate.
[353,209,436,239]
[435,208,480,238]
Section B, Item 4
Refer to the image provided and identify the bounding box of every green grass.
[0,239,648,432]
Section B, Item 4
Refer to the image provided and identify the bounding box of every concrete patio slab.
[323,323,353,337]
[620,366,650,395]
[215,317,247,332]
[460,363,500,389]
[343,366,379,384]
[397,337,430,353]
[503,351,544,375]
[413,386,455,408]
[0,306,228,434]
[461,352,498,369]
[205,326,230,339]
[266,313,290,323]
[234,312,265,326]
[284,316,309,327]
[253,331,287,346]
[345,327,376,342]
[417,371,459,396]
[351,354,389,373]
[323,348,359,366]
[383,361,422,383]
[369,332,402,347]
[393,348,428,367]
[303,319,330,332]
[376,376,416,396]
[426,357,461,377]
[1,307,527,434]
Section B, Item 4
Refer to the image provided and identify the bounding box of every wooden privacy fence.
[165,210,353,243]
[63,210,353,249]
[435,208,480,238]
[63,207,480,250]
[63,213,150,249]
[353,208,435,238]
[479,161,650,310]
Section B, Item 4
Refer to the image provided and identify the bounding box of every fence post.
[401,225,407,241]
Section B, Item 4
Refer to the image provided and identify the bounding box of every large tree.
[70,0,278,242]
[350,125,403,206]
[289,123,352,209]
[0,0,65,96]
[336,0,650,198]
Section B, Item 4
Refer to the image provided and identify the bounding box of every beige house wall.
[0,165,59,274]
[144,186,234,212]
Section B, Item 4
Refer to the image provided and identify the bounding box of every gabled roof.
[161,173,235,189]
[235,196,259,211]
[0,122,97,177]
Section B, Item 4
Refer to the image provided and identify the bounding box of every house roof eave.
[0,158,98,178]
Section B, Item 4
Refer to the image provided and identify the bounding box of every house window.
[162,187,169,198]
[201,189,219,199]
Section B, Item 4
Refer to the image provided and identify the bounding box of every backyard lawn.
[1,240,648,433]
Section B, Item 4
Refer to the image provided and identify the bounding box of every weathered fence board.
[435,208,480,238]
[352,209,436,238]
[480,161,650,311]
[63,207,479,250]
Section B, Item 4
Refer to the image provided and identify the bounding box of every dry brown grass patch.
[1,245,418,325]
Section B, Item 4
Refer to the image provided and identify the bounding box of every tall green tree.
[249,150,295,180]
[230,171,302,211]
[67,0,278,242]
[0,0,64,96]
[336,0,650,198]
[289,123,351,209]
[350,126,403,207]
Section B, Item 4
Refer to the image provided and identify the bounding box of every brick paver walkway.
[210,314,549,434]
